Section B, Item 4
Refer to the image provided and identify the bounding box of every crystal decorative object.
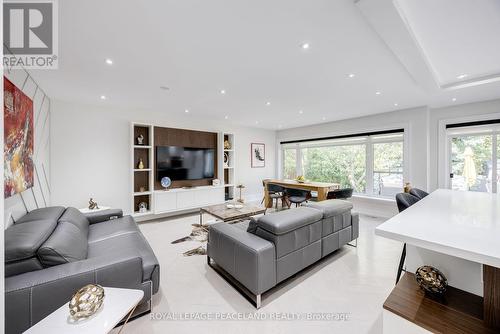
[69,284,105,319]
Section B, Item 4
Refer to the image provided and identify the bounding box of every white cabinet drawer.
[154,191,177,213]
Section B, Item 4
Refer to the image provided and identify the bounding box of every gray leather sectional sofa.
[4,206,160,334]
[207,199,358,308]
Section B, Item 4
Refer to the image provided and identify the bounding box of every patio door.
[447,126,499,193]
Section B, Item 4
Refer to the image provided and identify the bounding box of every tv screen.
[156,146,215,181]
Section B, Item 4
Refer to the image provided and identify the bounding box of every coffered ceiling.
[29,0,500,129]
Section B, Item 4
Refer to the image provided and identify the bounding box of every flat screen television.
[156,146,215,181]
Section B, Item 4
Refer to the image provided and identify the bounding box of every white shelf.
[224,166,234,169]
[132,210,152,217]
[224,184,234,187]
[134,191,151,196]
[133,168,151,172]
[224,149,234,152]
[134,145,152,149]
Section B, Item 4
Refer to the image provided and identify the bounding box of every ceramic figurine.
[137,134,144,145]
[224,139,231,150]
[88,198,99,210]
[138,202,148,213]
[139,186,146,193]
[138,158,145,169]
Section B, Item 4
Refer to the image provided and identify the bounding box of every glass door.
[448,132,497,193]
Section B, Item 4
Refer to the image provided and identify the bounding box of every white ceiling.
[29,0,500,130]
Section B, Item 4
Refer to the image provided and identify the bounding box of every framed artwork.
[251,143,265,168]
[4,77,34,198]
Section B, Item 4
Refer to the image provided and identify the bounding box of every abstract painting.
[4,77,34,198]
[251,143,265,168]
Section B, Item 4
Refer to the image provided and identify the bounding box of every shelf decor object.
[251,143,265,168]
[161,176,171,190]
[236,184,245,203]
[415,265,448,295]
[69,284,105,319]
[131,123,154,217]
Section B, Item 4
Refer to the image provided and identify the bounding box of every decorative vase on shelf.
[138,158,145,169]
[224,140,231,150]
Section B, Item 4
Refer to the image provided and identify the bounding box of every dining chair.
[327,188,354,200]
[284,188,311,208]
[395,193,421,284]
[267,183,286,209]
[409,188,429,200]
[260,179,271,205]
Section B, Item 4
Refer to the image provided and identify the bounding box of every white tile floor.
[112,213,401,334]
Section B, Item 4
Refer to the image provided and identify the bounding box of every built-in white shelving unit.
[131,123,154,217]
[220,133,236,201]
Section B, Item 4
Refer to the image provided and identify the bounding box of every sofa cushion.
[304,200,353,218]
[37,220,88,266]
[88,216,138,243]
[5,257,43,277]
[15,206,65,224]
[5,219,57,263]
[58,207,90,237]
[257,207,322,235]
[88,231,159,282]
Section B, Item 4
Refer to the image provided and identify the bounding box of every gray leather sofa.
[207,200,358,308]
[5,206,160,334]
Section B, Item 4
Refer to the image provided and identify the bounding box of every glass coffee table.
[198,202,266,226]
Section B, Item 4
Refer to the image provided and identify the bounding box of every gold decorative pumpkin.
[69,284,105,319]
[415,265,448,295]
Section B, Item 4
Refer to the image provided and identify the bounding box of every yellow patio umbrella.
[462,146,477,190]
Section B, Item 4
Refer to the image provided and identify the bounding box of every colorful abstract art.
[4,77,34,198]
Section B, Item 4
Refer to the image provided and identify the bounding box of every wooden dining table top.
[264,179,340,189]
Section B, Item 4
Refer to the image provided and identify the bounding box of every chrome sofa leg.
[255,294,261,309]
[347,239,358,247]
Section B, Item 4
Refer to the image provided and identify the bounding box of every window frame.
[280,132,405,198]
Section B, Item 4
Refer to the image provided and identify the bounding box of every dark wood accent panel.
[133,194,150,213]
[153,127,218,189]
[134,148,149,169]
[383,273,497,334]
[134,126,150,146]
[484,265,500,330]
[134,171,149,193]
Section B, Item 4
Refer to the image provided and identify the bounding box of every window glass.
[301,145,366,193]
[373,142,404,197]
[283,148,297,179]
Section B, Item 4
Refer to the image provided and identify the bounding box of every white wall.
[50,100,277,214]
[3,68,51,227]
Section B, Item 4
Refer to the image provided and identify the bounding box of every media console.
[154,185,225,214]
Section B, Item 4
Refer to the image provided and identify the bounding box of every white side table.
[24,287,144,334]
[79,206,111,214]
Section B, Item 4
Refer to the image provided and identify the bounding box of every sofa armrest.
[5,253,143,334]
[207,223,276,295]
[84,209,123,224]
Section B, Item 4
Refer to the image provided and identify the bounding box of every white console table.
[154,185,225,215]
[376,189,500,332]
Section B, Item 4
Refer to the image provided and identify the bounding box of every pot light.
[322,117,326,121]
[255,121,259,124]
[105,58,113,65]
[278,124,282,129]
[185,109,189,113]
[224,115,228,119]
[348,73,355,78]
[100,95,107,100]
[220,89,226,95]
[394,103,399,107]
[452,98,457,102]
[298,110,303,114]
[456,74,468,80]
[301,42,310,50]
[265,101,271,106]
[375,91,381,95]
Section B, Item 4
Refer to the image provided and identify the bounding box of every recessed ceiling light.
[452,98,457,102]
[255,121,259,124]
[301,42,310,50]
[322,117,326,121]
[278,124,282,128]
[298,110,303,114]
[375,91,381,95]
[456,74,468,79]
[100,95,106,100]
[105,58,113,65]
[266,101,271,106]
[224,115,228,119]
[348,73,355,78]
[220,89,226,95]
[184,109,189,113]
[394,103,399,107]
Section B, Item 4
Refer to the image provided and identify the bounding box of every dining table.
[263,179,340,208]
